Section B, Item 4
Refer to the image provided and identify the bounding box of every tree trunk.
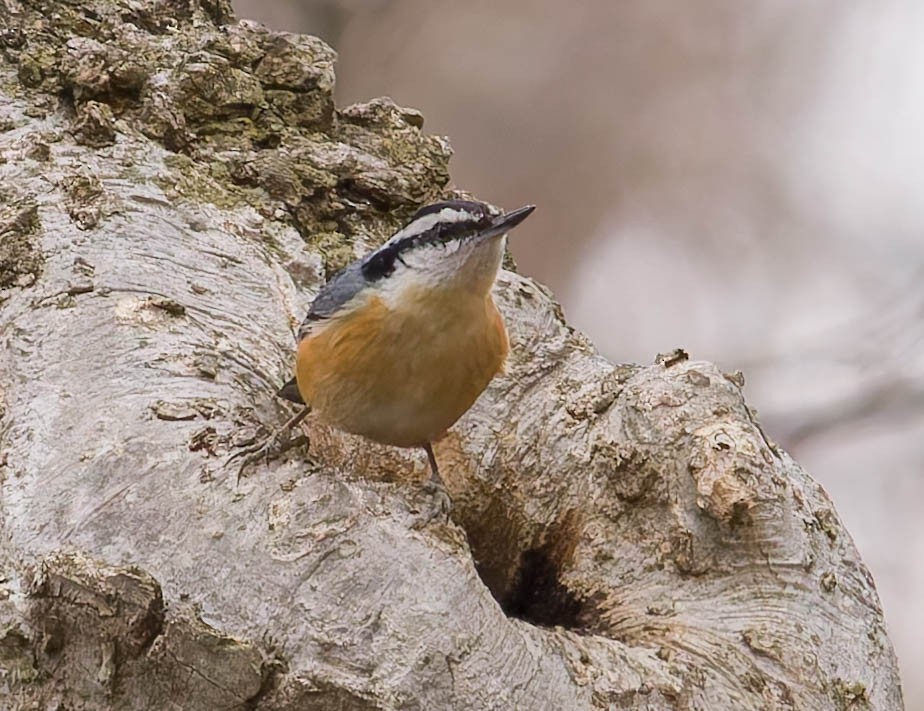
[0,0,904,708]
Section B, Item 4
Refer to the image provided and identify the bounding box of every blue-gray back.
[296,260,368,341]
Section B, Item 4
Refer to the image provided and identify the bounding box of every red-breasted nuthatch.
[234,199,535,514]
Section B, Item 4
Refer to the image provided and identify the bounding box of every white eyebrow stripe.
[384,207,474,246]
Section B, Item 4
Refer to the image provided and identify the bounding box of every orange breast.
[296,291,508,448]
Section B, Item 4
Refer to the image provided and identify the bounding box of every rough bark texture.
[0,0,904,709]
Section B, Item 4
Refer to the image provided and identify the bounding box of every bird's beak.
[476,204,536,241]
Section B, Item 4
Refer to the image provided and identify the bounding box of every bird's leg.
[412,442,452,527]
[227,406,311,483]
[424,441,444,487]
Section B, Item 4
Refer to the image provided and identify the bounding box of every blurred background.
[234,1,923,705]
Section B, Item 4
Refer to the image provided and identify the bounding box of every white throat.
[382,234,506,308]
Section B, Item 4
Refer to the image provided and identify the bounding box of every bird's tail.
[276,377,304,404]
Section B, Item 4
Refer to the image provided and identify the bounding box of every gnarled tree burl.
[0,0,904,708]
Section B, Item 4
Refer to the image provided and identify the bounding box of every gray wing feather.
[296,262,368,341]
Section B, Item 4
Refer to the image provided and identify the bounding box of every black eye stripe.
[361,244,399,280]
[394,211,491,250]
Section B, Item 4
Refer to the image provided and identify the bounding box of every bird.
[231,199,535,520]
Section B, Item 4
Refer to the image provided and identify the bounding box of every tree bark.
[0,0,904,709]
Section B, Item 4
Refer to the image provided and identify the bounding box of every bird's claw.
[226,430,307,484]
[411,480,453,529]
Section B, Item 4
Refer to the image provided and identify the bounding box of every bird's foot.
[410,480,453,529]
[226,427,308,484]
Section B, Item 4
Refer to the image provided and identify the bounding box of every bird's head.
[361,200,535,298]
